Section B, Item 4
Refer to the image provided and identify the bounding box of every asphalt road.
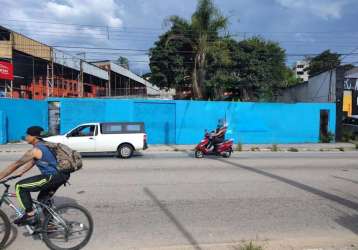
[0,151,358,250]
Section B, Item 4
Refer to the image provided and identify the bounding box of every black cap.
[26,126,44,137]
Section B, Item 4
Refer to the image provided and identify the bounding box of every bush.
[251,147,260,152]
[342,128,354,142]
[288,147,299,152]
[237,143,243,151]
[320,131,335,143]
[356,143,358,150]
[240,242,263,250]
[271,144,278,152]
[337,147,345,152]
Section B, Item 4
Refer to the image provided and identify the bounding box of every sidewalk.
[0,142,356,153]
[147,143,358,152]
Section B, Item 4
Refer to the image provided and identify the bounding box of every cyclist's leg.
[38,172,70,204]
[15,175,51,224]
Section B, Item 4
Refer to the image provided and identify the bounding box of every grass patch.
[356,143,358,150]
[240,242,264,250]
[271,144,278,152]
[288,147,299,152]
[251,147,260,152]
[237,143,243,152]
[337,147,345,152]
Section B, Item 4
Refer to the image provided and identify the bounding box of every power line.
[3,18,358,34]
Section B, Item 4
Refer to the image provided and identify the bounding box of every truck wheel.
[118,144,134,159]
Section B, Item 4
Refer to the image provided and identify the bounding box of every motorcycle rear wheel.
[195,150,204,158]
[222,151,232,158]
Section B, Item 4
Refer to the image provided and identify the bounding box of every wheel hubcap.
[121,147,131,157]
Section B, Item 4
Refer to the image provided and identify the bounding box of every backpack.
[43,141,83,173]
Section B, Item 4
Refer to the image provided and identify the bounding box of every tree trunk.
[191,55,203,99]
[197,52,206,99]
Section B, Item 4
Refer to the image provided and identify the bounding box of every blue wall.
[0,98,48,142]
[0,111,7,144]
[55,98,336,144]
[0,98,336,144]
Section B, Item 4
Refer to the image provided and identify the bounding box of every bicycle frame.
[0,181,68,234]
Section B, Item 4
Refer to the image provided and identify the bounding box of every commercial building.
[0,26,166,99]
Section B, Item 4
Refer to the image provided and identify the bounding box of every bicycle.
[0,175,93,250]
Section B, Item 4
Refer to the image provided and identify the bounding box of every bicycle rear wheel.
[42,204,93,250]
[0,209,11,249]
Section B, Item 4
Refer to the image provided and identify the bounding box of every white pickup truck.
[45,122,148,158]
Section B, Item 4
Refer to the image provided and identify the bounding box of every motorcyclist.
[207,119,228,151]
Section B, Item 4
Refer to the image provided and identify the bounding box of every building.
[0,26,168,99]
[92,60,161,97]
[293,60,310,82]
[343,67,358,117]
[278,66,358,140]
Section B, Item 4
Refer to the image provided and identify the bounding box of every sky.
[0,0,358,75]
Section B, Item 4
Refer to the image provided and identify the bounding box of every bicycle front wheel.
[42,204,93,250]
[0,209,11,249]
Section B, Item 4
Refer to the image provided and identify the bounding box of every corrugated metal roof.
[0,25,109,81]
[93,61,159,94]
[53,49,81,71]
[82,61,109,80]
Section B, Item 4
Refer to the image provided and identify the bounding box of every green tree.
[233,37,298,101]
[307,50,340,76]
[152,0,228,99]
[149,22,193,92]
[149,0,300,101]
[116,56,129,69]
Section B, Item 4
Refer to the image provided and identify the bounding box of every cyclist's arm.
[0,149,35,180]
[15,160,35,177]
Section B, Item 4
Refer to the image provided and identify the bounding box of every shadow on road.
[332,175,358,185]
[53,195,80,206]
[81,152,144,159]
[216,158,358,234]
[335,214,358,235]
[143,187,203,250]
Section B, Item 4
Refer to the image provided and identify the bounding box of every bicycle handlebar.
[0,175,21,185]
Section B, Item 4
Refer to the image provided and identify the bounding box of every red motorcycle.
[195,131,234,158]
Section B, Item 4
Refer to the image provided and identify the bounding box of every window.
[126,124,142,132]
[100,123,144,134]
[69,125,96,137]
[101,124,123,134]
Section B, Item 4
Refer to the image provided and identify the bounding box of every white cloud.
[45,0,123,27]
[275,0,350,19]
[0,0,123,41]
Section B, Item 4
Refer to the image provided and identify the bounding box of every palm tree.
[166,0,228,99]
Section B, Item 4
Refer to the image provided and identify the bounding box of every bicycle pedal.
[25,225,35,235]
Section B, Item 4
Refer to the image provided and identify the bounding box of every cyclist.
[0,126,70,225]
